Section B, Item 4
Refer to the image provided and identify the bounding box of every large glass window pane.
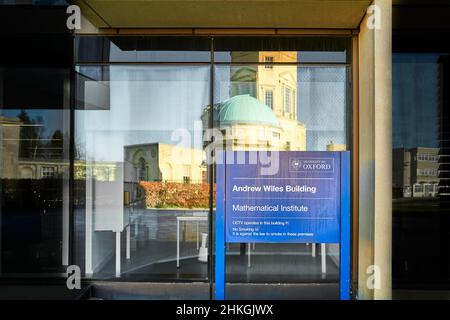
[298,67,348,151]
[214,61,349,283]
[74,65,211,281]
[392,53,450,289]
[76,36,211,63]
[214,37,351,63]
[0,67,70,276]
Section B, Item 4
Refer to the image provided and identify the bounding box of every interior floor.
[94,235,339,283]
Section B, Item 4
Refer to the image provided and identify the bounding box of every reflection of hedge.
[139,181,215,209]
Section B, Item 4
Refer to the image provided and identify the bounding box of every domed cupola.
[218,94,280,128]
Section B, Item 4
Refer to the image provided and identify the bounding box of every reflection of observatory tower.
[230,52,298,119]
[227,51,306,150]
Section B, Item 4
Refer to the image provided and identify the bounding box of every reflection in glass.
[393,54,443,200]
[74,65,211,280]
[1,65,70,277]
[392,53,450,289]
[213,55,349,283]
[73,38,351,286]
[213,37,350,63]
[0,108,70,274]
[76,36,211,63]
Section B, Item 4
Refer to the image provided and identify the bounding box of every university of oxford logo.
[289,158,302,171]
[289,157,334,172]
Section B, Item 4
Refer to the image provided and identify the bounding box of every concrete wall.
[358,0,392,300]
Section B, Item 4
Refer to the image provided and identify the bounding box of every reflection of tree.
[48,130,64,159]
[74,139,85,160]
[18,110,39,159]
[51,130,63,148]
[17,110,64,160]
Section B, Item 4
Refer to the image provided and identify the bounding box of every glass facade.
[214,63,348,283]
[392,52,450,289]
[74,64,211,280]
[0,68,70,276]
[2,0,450,303]
[1,35,352,294]
[70,36,352,285]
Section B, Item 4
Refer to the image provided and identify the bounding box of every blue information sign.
[224,151,340,243]
[214,151,351,300]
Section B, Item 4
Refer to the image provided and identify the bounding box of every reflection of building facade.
[1,116,68,179]
[393,147,440,198]
[0,116,22,179]
[326,141,347,151]
[124,143,206,184]
[1,116,206,183]
[1,116,116,181]
[2,0,450,301]
[203,52,306,151]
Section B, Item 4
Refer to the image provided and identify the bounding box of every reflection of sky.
[215,65,347,151]
[76,66,209,162]
[297,67,347,150]
[1,109,67,138]
[393,53,443,149]
[75,64,349,161]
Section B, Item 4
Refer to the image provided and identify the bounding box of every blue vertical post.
[340,151,351,300]
[214,151,226,300]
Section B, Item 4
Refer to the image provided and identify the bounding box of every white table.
[114,205,141,277]
[246,243,326,274]
[176,215,208,268]
[174,214,327,273]
[309,243,327,274]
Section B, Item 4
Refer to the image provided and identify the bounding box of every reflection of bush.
[139,181,215,209]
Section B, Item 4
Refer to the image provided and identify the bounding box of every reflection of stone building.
[393,148,411,198]
[1,116,114,181]
[14,160,68,179]
[124,143,206,184]
[203,51,306,151]
[0,116,22,178]
[327,141,347,151]
[393,147,440,198]
[1,116,68,179]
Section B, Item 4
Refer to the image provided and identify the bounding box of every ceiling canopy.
[75,0,372,30]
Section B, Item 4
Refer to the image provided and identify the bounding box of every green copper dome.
[218,94,279,127]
